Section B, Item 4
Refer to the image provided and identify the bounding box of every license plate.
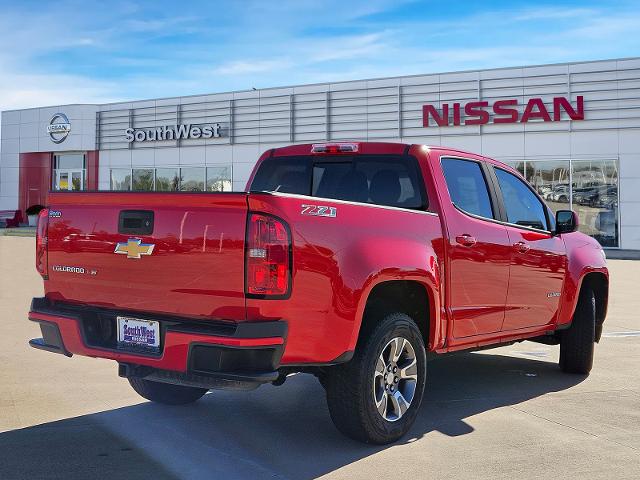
[117,316,160,351]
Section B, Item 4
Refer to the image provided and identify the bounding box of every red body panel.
[246,192,443,363]
[424,149,512,339]
[45,192,247,321]
[34,142,608,373]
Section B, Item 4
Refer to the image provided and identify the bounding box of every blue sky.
[0,0,639,112]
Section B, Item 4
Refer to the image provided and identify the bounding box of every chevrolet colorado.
[29,142,608,444]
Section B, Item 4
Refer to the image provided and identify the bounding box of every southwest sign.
[423,96,584,127]
[125,123,223,142]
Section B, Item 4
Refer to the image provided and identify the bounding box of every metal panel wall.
[96,59,640,150]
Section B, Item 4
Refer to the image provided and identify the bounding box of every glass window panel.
[54,154,85,170]
[110,169,132,191]
[206,166,232,192]
[522,160,571,213]
[495,168,548,230]
[132,169,154,191]
[441,158,494,219]
[57,172,69,191]
[180,167,205,191]
[155,168,180,191]
[250,155,426,208]
[504,161,525,177]
[70,171,83,191]
[571,159,619,247]
[251,157,311,194]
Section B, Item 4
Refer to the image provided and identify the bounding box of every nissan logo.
[47,113,71,144]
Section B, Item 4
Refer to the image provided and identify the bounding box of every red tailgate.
[45,192,248,321]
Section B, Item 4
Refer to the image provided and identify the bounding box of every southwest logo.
[114,239,155,259]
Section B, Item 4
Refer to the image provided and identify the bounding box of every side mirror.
[555,210,579,235]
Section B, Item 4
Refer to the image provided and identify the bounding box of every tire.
[560,288,596,374]
[128,377,208,405]
[324,312,427,444]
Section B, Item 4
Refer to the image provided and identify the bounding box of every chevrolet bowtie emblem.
[114,238,155,259]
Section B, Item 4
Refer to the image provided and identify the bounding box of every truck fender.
[343,241,442,354]
[557,239,608,328]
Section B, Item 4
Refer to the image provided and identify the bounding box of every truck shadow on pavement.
[0,351,585,480]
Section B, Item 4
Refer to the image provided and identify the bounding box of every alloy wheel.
[373,337,418,422]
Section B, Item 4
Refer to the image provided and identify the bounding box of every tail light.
[245,213,291,297]
[36,208,49,279]
[311,143,359,154]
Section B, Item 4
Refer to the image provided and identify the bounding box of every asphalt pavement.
[1,236,638,479]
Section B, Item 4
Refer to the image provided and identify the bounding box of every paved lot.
[0,235,638,479]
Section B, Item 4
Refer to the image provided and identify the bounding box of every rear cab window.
[250,155,427,210]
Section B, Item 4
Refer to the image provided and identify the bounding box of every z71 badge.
[301,204,337,218]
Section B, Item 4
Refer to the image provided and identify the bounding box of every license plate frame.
[117,316,160,352]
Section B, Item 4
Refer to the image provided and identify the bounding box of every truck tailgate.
[45,192,248,321]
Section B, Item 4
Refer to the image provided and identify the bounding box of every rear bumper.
[28,297,286,386]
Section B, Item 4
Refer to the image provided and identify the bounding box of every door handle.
[456,234,477,247]
[513,241,530,253]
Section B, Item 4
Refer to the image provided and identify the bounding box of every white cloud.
[213,59,293,76]
[513,7,596,21]
[308,32,392,62]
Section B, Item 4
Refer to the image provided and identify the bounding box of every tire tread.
[128,377,208,405]
[324,312,426,444]
[560,288,596,374]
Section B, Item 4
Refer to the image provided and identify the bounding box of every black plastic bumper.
[28,297,287,388]
[29,320,71,357]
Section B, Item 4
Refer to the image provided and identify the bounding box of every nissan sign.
[125,123,223,142]
[423,96,584,127]
[47,113,71,143]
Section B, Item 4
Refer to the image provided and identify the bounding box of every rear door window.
[441,158,495,219]
[250,155,426,209]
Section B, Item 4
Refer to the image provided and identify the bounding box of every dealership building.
[1,57,639,251]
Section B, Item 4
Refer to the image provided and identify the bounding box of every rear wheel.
[128,378,208,405]
[324,312,426,444]
[560,288,596,374]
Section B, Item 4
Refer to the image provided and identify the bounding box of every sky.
[0,0,639,115]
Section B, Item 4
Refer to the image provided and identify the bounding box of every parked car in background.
[574,185,618,208]
[549,185,570,203]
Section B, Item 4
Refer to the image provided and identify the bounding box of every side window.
[494,168,549,230]
[441,158,494,219]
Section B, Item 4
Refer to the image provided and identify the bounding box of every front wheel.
[560,288,596,374]
[324,312,427,444]
[128,378,208,405]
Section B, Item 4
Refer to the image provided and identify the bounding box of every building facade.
[1,58,639,249]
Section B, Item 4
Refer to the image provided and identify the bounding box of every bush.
[26,205,45,216]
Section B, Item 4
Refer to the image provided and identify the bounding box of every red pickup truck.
[29,142,608,444]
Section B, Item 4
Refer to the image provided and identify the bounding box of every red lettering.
[553,95,584,121]
[422,104,449,127]
[422,96,583,127]
[464,101,489,125]
[453,103,462,126]
[493,99,519,123]
[521,98,551,123]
